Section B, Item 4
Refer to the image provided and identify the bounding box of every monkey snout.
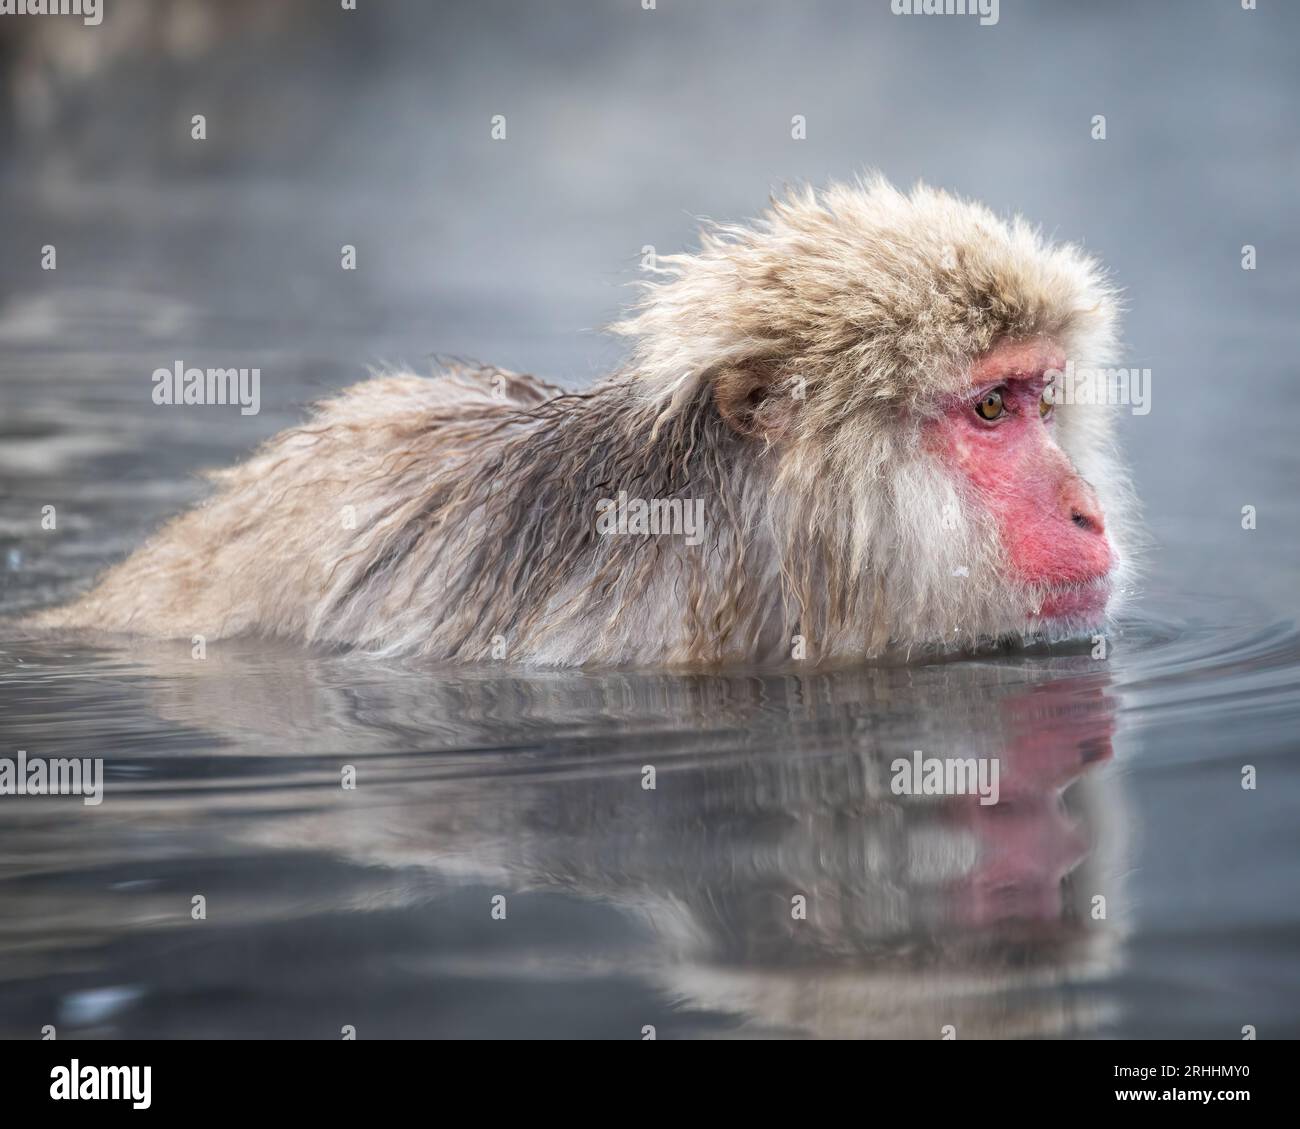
[1061,477,1105,537]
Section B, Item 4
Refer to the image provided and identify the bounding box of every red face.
[927,339,1113,621]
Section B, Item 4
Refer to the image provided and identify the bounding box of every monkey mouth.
[1033,579,1112,622]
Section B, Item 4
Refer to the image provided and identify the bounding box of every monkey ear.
[713,365,799,440]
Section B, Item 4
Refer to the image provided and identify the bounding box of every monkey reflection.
[64,644,1127,1039]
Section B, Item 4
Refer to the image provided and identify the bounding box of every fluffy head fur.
[32,176,1134,666]
[616,176,1118,423]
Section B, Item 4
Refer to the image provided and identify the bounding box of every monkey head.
[614,176,1134,658]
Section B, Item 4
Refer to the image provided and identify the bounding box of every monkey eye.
[1040,386,1055,420]
[974,388,1006,421]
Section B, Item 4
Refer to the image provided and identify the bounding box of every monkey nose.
[1063,477,1105,535]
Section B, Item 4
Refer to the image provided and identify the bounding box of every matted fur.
[32,177,1132,666]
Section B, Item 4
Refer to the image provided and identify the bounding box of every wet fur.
[33,177,1132,665]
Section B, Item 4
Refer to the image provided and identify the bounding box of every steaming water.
[2,0,1299,1039]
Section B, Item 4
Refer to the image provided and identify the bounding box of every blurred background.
[0,0,1297,1040]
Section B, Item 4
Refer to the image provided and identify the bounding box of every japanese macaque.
[32,176,1133,666]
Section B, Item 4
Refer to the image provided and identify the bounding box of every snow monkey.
[33,177,1133,666]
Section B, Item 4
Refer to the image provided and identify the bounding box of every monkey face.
[700,337,1125,656]
[926,337,1116,628]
